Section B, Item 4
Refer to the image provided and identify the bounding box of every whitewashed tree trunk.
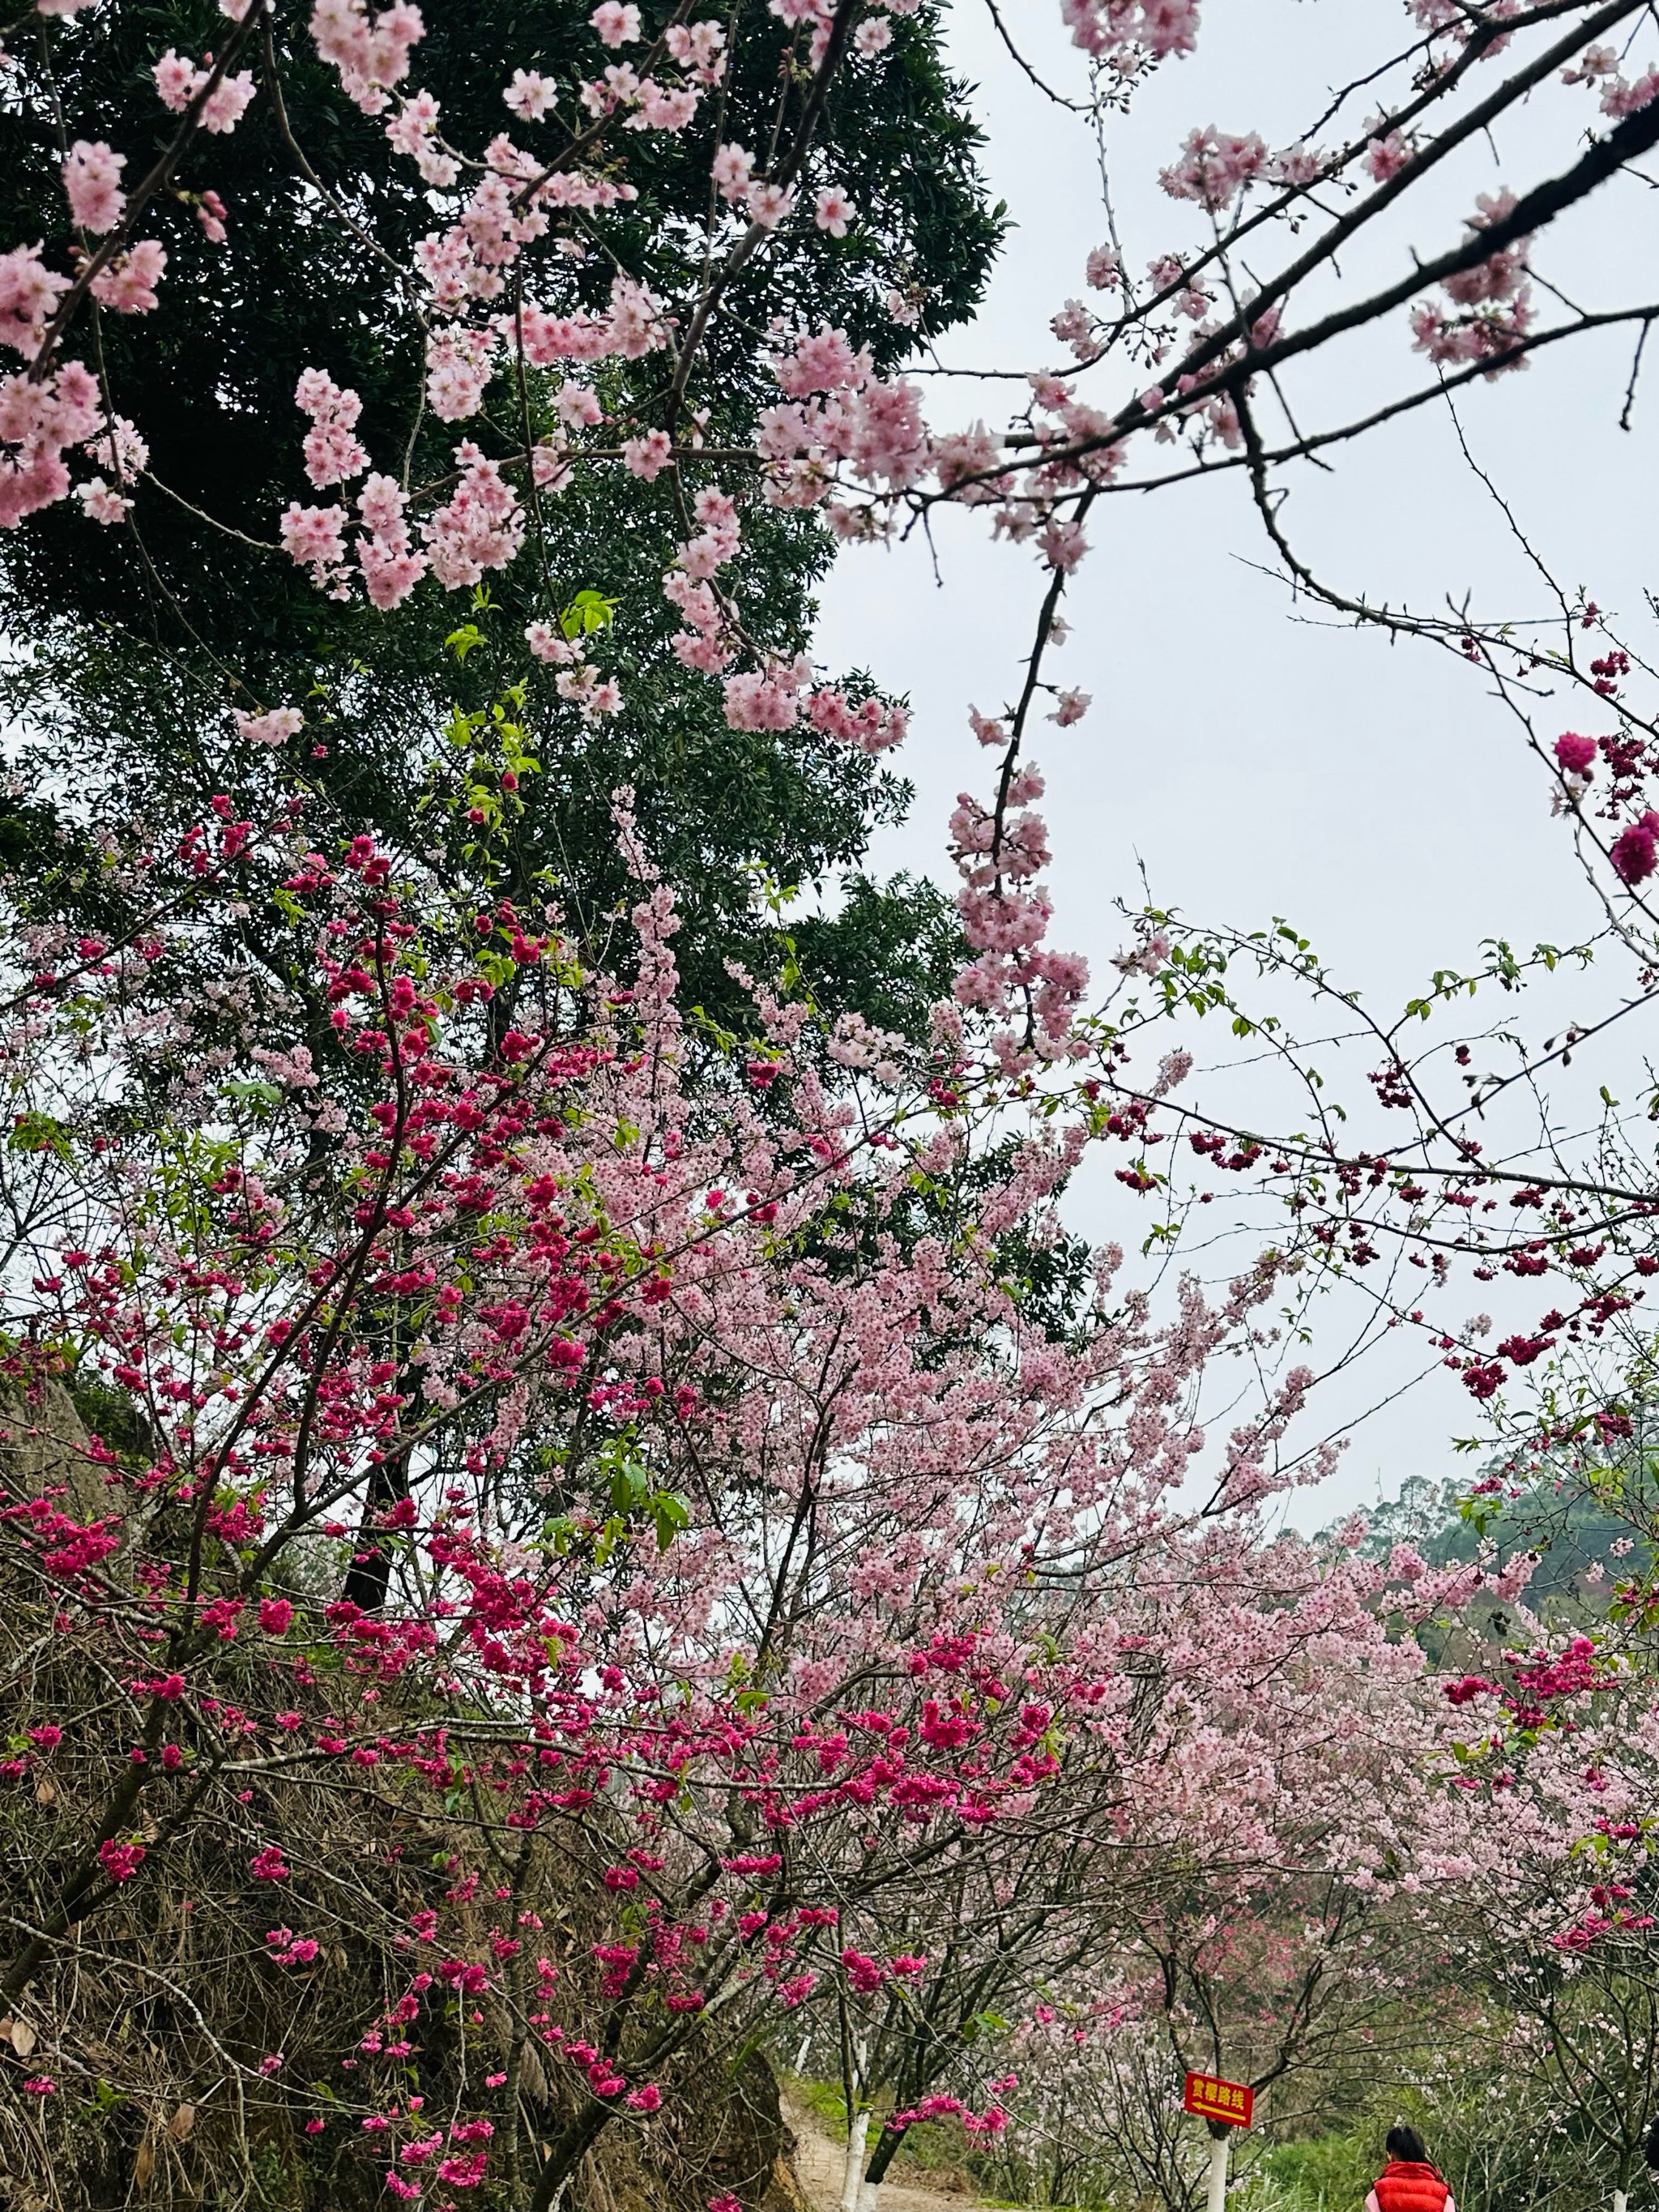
[1206,2133,1230,2212]
[839,2112,870,2212]
[1613,2190,1627,2212]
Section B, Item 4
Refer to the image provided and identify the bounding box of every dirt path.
[781,2094,1000,2212]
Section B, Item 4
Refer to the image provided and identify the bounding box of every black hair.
[1644,2116,1659,2174]
[1386,2128,1430,2165]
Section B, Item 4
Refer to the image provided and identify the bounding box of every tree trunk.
[341,1444,412,1611]
[525,2099,612,2212]
[1206,2128,1230,2212]
[864,2121,906,2189]
[839,2110,870,2212]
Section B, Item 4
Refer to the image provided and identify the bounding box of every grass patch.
[787,2075,851,2130]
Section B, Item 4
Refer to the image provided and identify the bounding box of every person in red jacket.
[1366,2128,1455,2212]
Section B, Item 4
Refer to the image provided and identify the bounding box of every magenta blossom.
[1610,818,1659,886]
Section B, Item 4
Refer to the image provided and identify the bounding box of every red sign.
[1184,2073,1253,2128]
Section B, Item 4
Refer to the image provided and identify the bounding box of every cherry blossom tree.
[1406,1614,1659,2212]
[0,0,1000,1040]
[3,1,1659,2205]
[937,1532,1483,2212]
[5,0,1658,1244]
[0,779,1364,2206]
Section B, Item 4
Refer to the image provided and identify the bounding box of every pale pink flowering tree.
[947,1535,1476,2209]
[799,1522,1454,2208]
[923,1538,1659,2212]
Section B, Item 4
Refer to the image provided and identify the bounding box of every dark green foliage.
[789,869,962,1041]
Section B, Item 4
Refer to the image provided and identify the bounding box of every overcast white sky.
[815,0,1659,1526]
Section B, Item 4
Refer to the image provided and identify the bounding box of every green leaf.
[609,1456,650,1514]
[558,588,619,641]
[7,1110,72,1158]
[222,1078,284,1108]
[445,623,488,664]
[650,1492,690,1552]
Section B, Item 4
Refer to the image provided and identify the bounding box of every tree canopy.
[0,0,1001,1027]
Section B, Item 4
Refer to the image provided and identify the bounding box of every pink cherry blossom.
[0,358,101,528]
[622,429,672,480]
[814,186,853,237]
[424,326,497,422]
[745,181,794,228]
[711,143,754,203]
[606,275,667,358]
[1365,129,1412,181]
[77,478,131,523]
[89,241,167,316]
[153,50,203,109]
[724,656,809,731]
[202,70,256,132]
[1063,0,1201,65]
[1085,242,1122,288]
[295,367,369,488]
[1038,517,1087,574]
[591,1,640,45]
[1601,66,1659,117]
[0,246,70,355]
[309,0,424,115]
[1268,140,1324,186]
[505,69,556,119]
[233,707,304,747]
[354,472,428,606]
[1158,125,1267,208]
[280,499,349,587]
[62,142,126,235]
[422,442,524,588]
[358,541,426,607]
[525,621,575,664]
